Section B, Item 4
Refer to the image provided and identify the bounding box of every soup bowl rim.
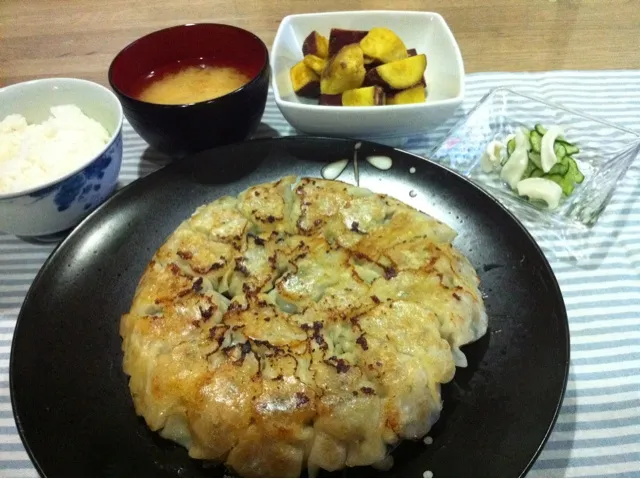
[108,22,270,110]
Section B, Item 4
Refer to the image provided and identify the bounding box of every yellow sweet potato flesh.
[386,85,426,105]
[359,27,408,64]
[303,54,327,76]
[364,54,427,91]
[320,44,366,95]
[341,86,385,106]
[302,31,329,59]
[290,60,320,98]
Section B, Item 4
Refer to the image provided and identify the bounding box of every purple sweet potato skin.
[363,68,387,89]
[296,80,321,98]
[319,93,343,106]
[328,28,369,57]
[302,31,318,56]
[373,86,385,105]
[302,31,329,58]
[364,57,382,72]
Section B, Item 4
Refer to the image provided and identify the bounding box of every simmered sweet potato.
[320,44,366,95]
[364,56,382,72]
[328,28,369,57]
[386,85,426,105]
[409,76,427,89]
[364,53,427,91]
[303,54,327,76]
[290,60,320,98]
[319,94,343,106]
[359,27,408,64]
[342,86,385,106]
[364,45,417,71]
[302,31,329,59]
[293,27,428,106]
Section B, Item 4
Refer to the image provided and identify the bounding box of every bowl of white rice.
[0,77,123,237]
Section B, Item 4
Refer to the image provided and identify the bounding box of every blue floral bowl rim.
[429,86,640,159]
[0,77,124,201]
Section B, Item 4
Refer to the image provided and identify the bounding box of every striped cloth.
[1,71,640,478]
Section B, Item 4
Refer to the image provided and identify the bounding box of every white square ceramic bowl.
[271,11,465,140]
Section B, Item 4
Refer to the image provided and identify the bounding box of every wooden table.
[1,0,640,88]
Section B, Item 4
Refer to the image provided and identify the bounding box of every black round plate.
[10,137,569,478]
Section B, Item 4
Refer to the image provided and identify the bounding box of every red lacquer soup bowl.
[109,23,270,158]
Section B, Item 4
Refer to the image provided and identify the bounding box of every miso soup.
[136,61,251,105]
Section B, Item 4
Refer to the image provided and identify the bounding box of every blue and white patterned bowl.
[0,78,124,237]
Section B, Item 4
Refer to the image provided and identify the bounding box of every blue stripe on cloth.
[0,445,29,452]
[561,399,640,414]
[1,70,640,477]
[544,435,640,451]
[552,415,640,432]
[595,474,640,479]
[535,453,640,470]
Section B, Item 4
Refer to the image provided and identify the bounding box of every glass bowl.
[429,87,640,228]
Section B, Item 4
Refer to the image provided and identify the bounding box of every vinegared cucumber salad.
[481,124,585,210]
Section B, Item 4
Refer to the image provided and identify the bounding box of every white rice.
[0,105,109,195]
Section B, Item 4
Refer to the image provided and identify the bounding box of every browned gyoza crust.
[120,176,488,477]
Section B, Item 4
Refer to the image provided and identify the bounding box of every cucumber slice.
[562,179,575,196]
[528,151,542,169]
[535,124,548,136]
[530,131,542,153]
[507,138,516,156]
[564,144,580,156]
[556,139,580,156]
[545,173,564,187]
[522,161,537,180]
[567,157,585,184]
[548,157,569,176]
[560,154,570,166]
[546,173,575,196]
[530,168,544,178]
[554,143,567,160]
